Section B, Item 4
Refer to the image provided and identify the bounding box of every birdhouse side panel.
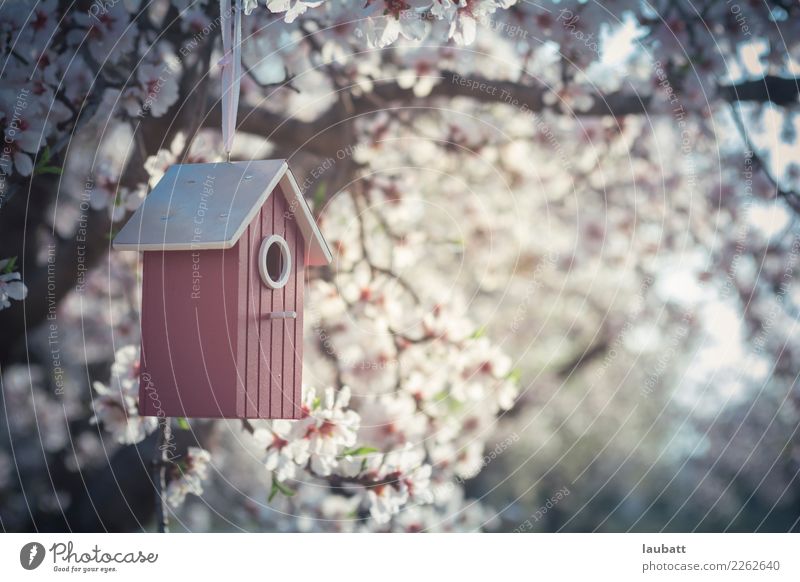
[139,247,242,418]
[236,188,306,419]
[242,192,294,419]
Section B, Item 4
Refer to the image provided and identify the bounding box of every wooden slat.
[269,193,286,417]
[258,197,273,418]
[235,228,249,417]
[282,204,297,418]
[293,224,306,419]
[245,222,260,417]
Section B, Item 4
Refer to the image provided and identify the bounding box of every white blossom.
[166,447,213,508]
[267,0,324,23]
[0,259,27,310]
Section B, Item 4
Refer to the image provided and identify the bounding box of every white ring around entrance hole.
[258,234,291,289]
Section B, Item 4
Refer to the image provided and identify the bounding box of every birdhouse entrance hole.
[259,234,291,289]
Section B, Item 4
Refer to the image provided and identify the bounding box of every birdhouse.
[113,160,332,419]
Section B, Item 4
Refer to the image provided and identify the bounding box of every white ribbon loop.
[219,0,242,158]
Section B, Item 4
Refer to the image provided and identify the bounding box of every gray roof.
[112,160,332,266]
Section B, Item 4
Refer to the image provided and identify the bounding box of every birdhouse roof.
[112,160,332,266]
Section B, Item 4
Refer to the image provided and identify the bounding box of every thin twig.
[153,419,172,533]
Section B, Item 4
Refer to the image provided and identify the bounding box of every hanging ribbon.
[219,0,242,159]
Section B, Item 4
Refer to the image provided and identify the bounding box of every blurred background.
[1,0,799,532]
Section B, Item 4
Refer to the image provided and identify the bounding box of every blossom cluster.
[92,346,158,446]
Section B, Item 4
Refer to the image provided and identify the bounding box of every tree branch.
[219,73,800,160]
[373,72,800,116]
[718,75,800,108]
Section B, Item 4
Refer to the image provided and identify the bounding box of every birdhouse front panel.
[113,160,332,420]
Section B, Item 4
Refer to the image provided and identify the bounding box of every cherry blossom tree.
[1,0,799,532]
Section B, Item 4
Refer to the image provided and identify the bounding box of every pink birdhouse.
[113,160,332,419]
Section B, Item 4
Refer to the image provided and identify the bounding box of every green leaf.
[269,478,296,502]
[2,256,17,274]
[39,146,52,166]
[35,166,62,176]
[341,446,378,457]
[430,387,463,412]
[34,147,62,176]
[312,181,327,213]
[312,396,322,410]
[506,368,522,383]
[176,417,190,430]
[470,326,486,339]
